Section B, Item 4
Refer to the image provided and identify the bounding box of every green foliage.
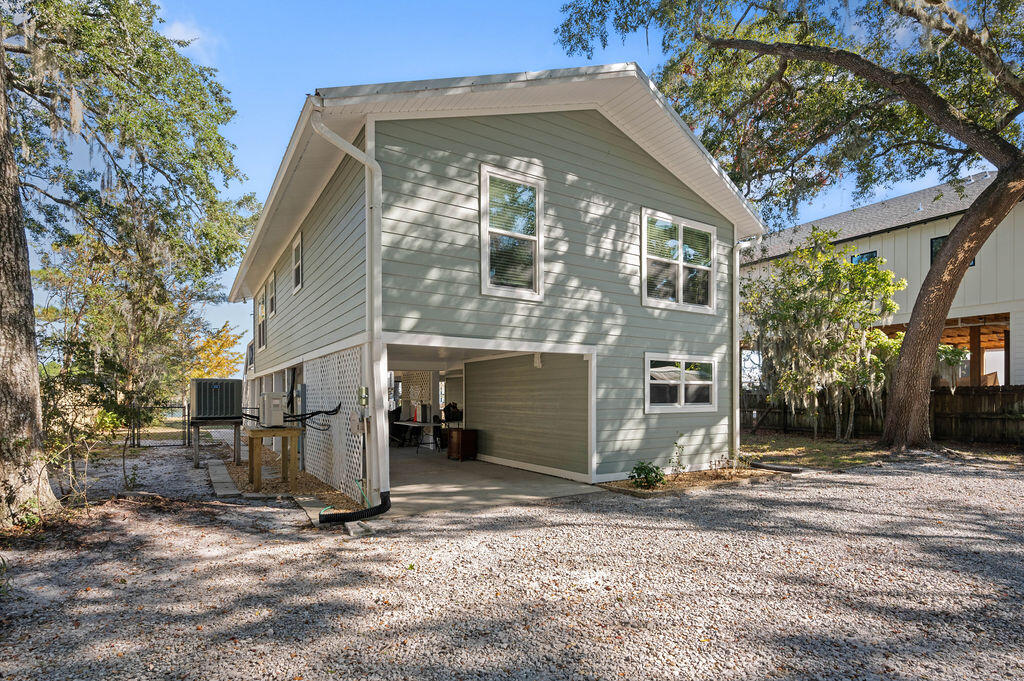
[742,227,906,438]
[628,461,666,489]
[3,1,258,486]
[557,0,1024,226]
[936,343,971,390]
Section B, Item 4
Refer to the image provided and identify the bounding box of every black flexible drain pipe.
[318,491,391,525]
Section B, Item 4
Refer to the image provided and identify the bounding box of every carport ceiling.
[387,344,525,369]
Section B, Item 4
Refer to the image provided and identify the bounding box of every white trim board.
[475,454,593,484]
[382,331,598,356]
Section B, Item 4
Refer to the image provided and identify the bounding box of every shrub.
[628,461,665,489]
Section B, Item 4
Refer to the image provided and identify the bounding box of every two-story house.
[742,172,1021,388]
[229,64,763,507]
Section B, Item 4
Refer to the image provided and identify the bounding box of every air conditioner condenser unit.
[190,378,243,420]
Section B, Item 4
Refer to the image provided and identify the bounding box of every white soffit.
[229,63,763,302]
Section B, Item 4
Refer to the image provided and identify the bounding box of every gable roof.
[229,63,764,302]
[749,172,995,264]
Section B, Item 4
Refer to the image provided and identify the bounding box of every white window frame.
[291,232,303,293]
[643,352,717,414]
[267,270,277,318]
[640,207,716,313]
[479,164,545,302]
[255,286,267,351]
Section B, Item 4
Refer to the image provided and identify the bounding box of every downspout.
[732,238,757,468]
[310,109,391,524]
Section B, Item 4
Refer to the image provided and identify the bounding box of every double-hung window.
[641,208,715,311]
[479,164,544,301]
[268,270,277,317]
[255,286,267,350]
[644,352,716,413]
[292,233,303,292]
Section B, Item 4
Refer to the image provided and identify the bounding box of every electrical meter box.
[190,378,243,420]
[259,392,286,427]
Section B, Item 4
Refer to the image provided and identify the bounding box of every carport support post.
[970,326,982,387]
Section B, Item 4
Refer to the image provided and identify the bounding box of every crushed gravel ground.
[1,455,1022,680]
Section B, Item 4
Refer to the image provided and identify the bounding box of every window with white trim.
[292,233,303,292]
[268,270,277,317]
[641,208,715,311]
[255,286,267,350]
[480,164,544,301]
[644,353,716,413]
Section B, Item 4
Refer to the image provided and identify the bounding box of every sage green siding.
[464,354,589,474]
[377,111,735,477]
[254,132,367,374]
[443,375,464,406]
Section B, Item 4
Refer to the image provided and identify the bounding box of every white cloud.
[163,18,220,67]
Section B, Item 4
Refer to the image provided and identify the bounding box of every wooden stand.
[245,427,303,492]
[191,419,242,469]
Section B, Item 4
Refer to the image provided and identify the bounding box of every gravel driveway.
[1,456,1022,680]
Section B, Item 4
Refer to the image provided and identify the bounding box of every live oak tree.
[1,1,253,526]
[558,0,1024,449]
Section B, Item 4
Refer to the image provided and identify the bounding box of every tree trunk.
[0,47,57,527]
[881,165,1024,450]
[845,391,856,441]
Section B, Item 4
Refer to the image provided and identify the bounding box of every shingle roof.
[749,172,994,263]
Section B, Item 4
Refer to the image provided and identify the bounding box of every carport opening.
[385,343,595,516]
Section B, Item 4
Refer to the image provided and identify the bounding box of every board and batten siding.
[253,131,368,374]
[376,110,736,476]
[464,353,589,474]
[837,202,1024,321]
[743,201,1024,385]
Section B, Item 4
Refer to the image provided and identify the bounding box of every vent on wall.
[190,378,243,420]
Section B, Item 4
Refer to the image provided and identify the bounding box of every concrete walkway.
[388,447,600,517]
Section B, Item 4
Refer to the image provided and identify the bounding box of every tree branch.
[697,35,1023,168]
[884,0,1024,106]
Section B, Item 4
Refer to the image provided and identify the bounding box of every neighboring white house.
[742,172,1021,387]
[229,64,763,507]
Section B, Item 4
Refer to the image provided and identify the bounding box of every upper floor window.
[851,251,877,264]
[644,352,716,414]
[479,164,544,301]
[292,233,303,292]
[930,234,974,267]
[255,286,267,350]
[268,270,277,317]
[641,208,716,312]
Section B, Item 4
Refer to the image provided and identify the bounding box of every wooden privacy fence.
[741,386,1024,444]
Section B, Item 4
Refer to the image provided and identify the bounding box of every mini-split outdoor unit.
[259,392,286,428]
[190,378,243,420]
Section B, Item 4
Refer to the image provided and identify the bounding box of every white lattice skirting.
[302,346,366,500]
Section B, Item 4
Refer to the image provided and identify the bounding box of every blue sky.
[154,0,956,376]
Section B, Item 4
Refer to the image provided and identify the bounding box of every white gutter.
[310,110,390,502]
[732,238,757,467]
